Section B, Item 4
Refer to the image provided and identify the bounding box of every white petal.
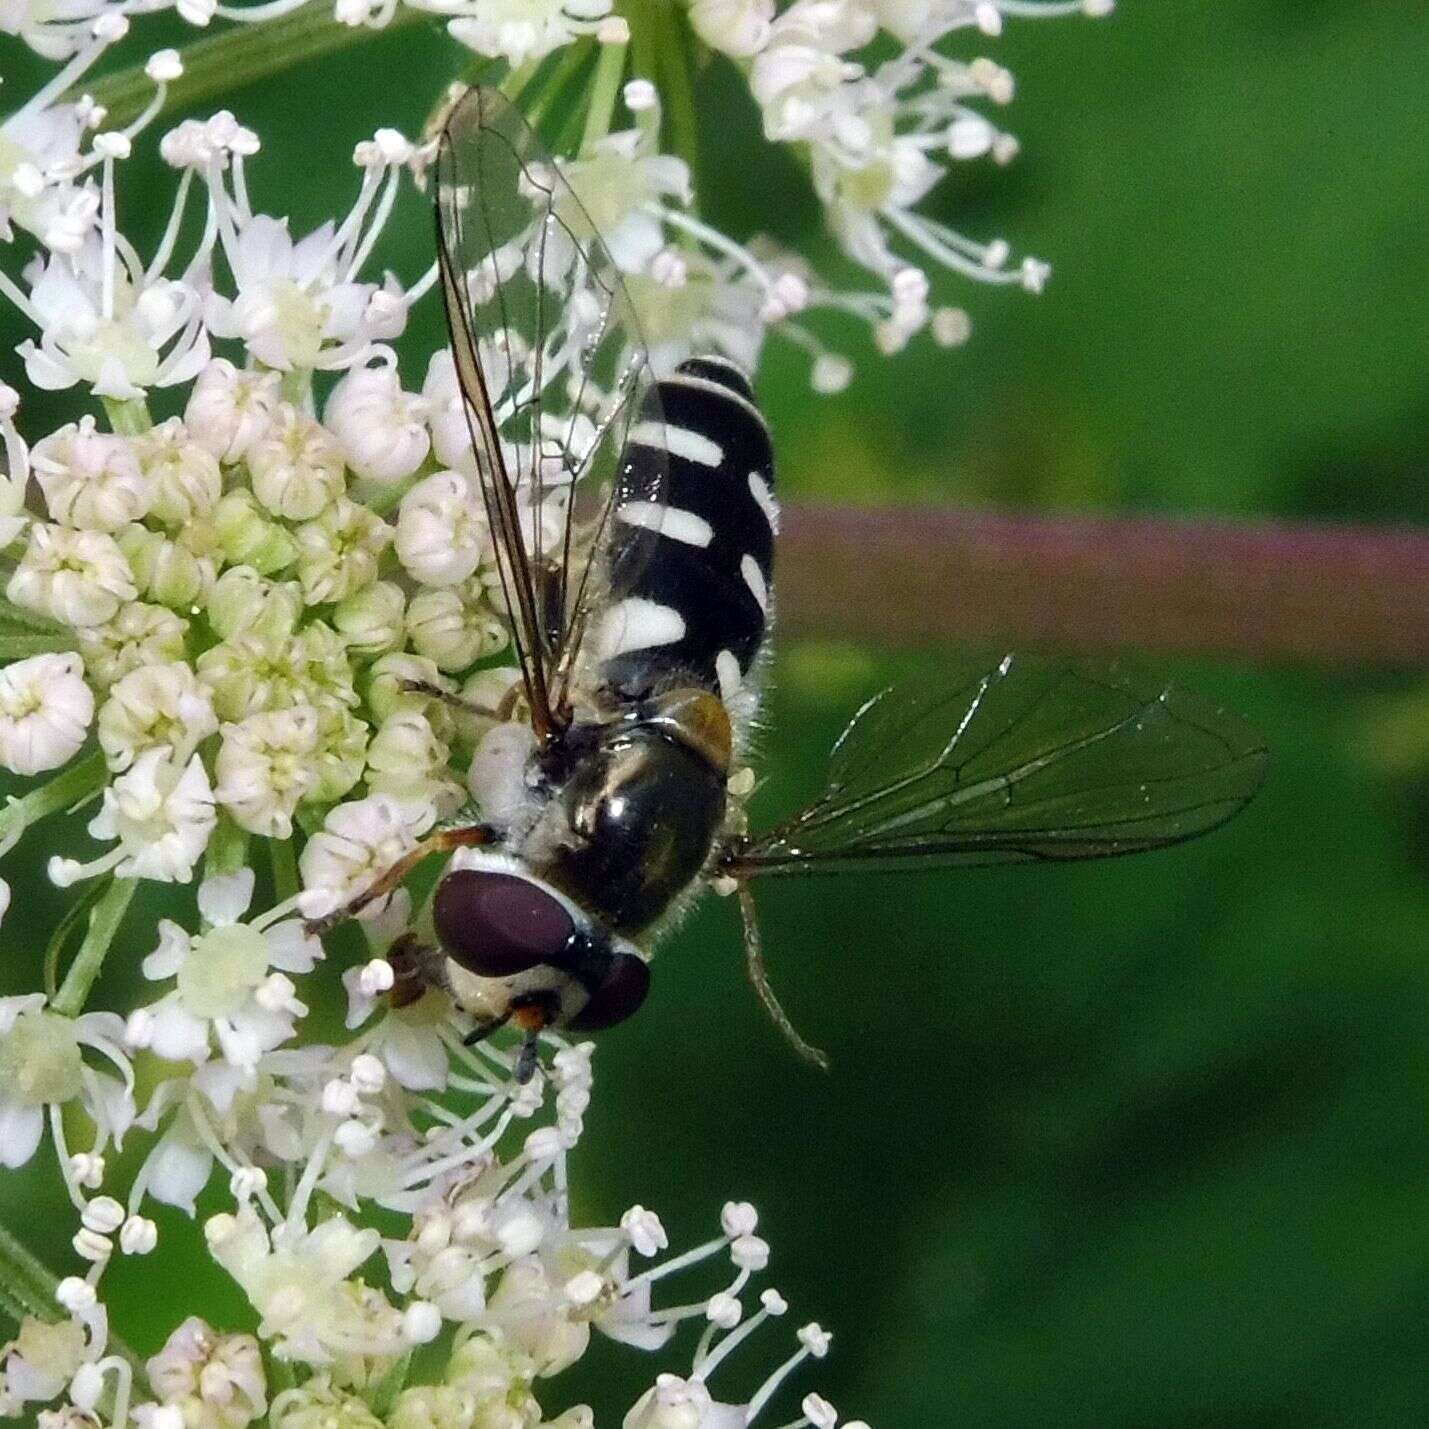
[0,1097,44,1167]
[197,868,255,927]
[144,1130,212,1213]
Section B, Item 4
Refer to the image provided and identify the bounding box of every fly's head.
[431,848,651,1038]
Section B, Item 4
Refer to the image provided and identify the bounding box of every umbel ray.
[305,87,1268,1082]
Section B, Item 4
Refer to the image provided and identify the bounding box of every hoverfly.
[307,87,1267,1081]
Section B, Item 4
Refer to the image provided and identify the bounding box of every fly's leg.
[399,680,502,719]
[462,1008,513,1047]
[304,824,495,938]
[737,883,831,1072]
[513,1030,542,1085]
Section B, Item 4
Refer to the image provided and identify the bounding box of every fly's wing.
[434,86,666,735]
[724,655,1267,876]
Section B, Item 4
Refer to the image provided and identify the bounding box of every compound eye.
[434,869,574,978]
[566,951,651,1032]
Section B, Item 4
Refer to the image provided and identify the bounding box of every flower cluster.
[0,1012,857,1428]
[0,2,1107,1422]
[0,117,865,1428]
[4,0,1109,391]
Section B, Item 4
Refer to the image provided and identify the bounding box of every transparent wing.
[434,86,666,735]
[725,655,1268,876]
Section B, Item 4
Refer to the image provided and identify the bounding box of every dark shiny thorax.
[541,716,728,936]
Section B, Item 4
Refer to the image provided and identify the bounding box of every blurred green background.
[4,2,1429,1425]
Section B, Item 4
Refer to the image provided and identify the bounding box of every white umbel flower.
[204,214,378,372]
[0,652,94,775]
[7,523,139,626]
[132,418,223,527]
[96,661,218,772]
[51,747,216,886]
[298,793,433,920]
[442,0,613,66]
[214,705,322,838]
[247,404,347,521]
[184,360,281,465]
[688,0,775,57]
[204,1208,400,1365]
[325,363,431,485]
[395,470,489,587]
[133,867,317,1070]
[29,417,152,532]
[0,994,133,1171]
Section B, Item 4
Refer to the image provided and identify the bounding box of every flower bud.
[293,497,391,605]
[366,709,458,812]
[333,580,406,656]
[310,705,369,804]
[8,523,138,626]
[185,359,281,464]
[31,417,151,531]
[117,525,213,610]
[134,417,223,526]
[326,363,431,485]
[214,705,322,838]
[76,603,189,689]
[207,566,303,642]
[396,470,488,587]
[248,404,347,520]
[98,661,218,772]
[406,587,505,673]
[0,652,94,775]
[214,491,298,575]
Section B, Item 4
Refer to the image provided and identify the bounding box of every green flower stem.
[653,1,699,187]
[101,397,152,437]
[0,633,79,658]
[205,814,251,880]
[279,368,312,408]
[0,1220,65,1323]
[578,31,629,153]
[523,41,594,130]
[76,0,431,130]
[0,749,107,847]
[43,877,106,1001]
[52,876,137,1019]
[269,832,299,903]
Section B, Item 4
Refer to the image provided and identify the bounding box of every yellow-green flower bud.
[310,705,369,805]
[207,567,304,643]
[215,490,298,576]
[333,580,406,656]
[118,525,214,611]
[364,653,450,729]
[293,497,392,606]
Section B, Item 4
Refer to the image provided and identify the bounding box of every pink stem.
[778,505,1429,668]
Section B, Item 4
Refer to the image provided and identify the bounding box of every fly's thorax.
[531,695,730,937]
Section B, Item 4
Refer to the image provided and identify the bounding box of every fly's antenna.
[736,884,831,1073]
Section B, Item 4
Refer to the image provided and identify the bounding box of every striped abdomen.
[597,355,777,703]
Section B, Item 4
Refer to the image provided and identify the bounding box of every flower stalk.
[52,874,137,1016]
[72,0,431,129]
